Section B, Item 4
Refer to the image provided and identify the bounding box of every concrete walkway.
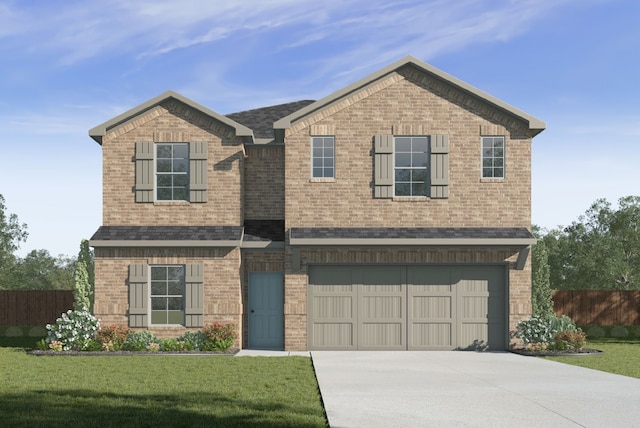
[311,351,640,428]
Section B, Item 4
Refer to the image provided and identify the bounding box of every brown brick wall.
[94,247,242,342]
[283,247,531,351]
[101,99,244,226]
[284,67,533,229]
[244,145,284,220]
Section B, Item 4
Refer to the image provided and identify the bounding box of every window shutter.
[128,264,149,327]
[189,142,208,203]
[185,263,204,327]
[430,135,449,198]
[374,135,394,198]
[135,142,154,203]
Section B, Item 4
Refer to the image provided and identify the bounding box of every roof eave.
[274,55,545,136]
[88,90,255,145]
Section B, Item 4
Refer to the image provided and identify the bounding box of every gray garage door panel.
[408,267,456,350]
[308,265,506,351]
[358,267,405,350]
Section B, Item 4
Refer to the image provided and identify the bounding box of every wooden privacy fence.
[0,290,74,326]
[553,290,640,325]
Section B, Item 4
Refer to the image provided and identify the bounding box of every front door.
[248,272,284,350]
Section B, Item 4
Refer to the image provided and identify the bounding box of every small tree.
[73,239,94,312]
[532,229,554,317]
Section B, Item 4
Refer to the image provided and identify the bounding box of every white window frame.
[155,142,189,201]
[481,136,505,179]
[149,265,185,326]
[393,136,430,197]
[311,136,335,178]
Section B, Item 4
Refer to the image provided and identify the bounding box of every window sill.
[153,200,191,206]
[480,178,505,183]
[392,196,429,202]
[309,178,336,183]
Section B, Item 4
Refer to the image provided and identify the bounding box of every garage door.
[307,265,506,350]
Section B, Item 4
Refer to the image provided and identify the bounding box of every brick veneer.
[94,247,242,342]
[101,99,244,226]
[281,65,535,350]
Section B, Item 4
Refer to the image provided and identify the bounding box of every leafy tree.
[0,194,28,289]
[531,227,554,317]
[74,239,94,312]
[12,250,74,290]
[543,196,640,290]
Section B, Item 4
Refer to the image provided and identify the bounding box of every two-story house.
[89,56,544,351]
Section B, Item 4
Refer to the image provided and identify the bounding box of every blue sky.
[0,0,638,257]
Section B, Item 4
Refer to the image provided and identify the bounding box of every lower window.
[150,265,185,324]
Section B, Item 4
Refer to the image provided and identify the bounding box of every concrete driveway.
[311,351,640,428]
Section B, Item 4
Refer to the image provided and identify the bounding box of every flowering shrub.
[45,307,100,351]
[96,324,131,351]
[122,331,159,351]
[177,331,205,350]
[512,315,584,350]
[553,330,587,351]
[512,316,554,346]
[202,322,236,351]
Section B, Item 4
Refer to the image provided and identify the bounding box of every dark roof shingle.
[226,100,315,139]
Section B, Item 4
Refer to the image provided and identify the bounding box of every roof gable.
[274,56,545,137]
[89,90,254,145]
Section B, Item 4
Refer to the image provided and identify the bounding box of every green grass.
[544,338,640,379]
[0,338,328,428]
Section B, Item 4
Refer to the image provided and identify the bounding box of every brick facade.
[90,57,542,351]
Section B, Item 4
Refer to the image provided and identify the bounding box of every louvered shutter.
[189,142,208,202]
[184,263,204,327]
[128,264,149,327]
[374,135,394,198]
[135,142,154,203]
[430,135,449,198]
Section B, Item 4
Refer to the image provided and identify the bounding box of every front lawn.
[0,340,328,428]
[544,338,640,379]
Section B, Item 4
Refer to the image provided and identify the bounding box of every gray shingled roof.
[290,227,535,240]
[90,226,243,241]
[226,100,315,139]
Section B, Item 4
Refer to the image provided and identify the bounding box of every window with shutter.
[134,142,208,203]
[185,264,204,327]
[129,264,149,327]
[373,134,449,199]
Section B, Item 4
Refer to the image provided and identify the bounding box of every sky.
[0,0,638,258]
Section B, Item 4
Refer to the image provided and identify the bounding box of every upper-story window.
[156,143,189,201]
[481,136,505,178]
[394,136,429,197]
[311,136,335,178]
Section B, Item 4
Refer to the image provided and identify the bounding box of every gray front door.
[248,272,284,350]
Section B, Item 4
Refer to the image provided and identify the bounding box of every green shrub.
[96,324,131,351]
[122,331,159,351]
[159,338,190,352]
[202,322,236,351]
[512,315,581,348]
[46,307,100,351]
[610,326,629,338]
[585,326,605,338]
[511,316,554,345]
[177,331,205,350]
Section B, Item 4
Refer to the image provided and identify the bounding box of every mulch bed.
[510,348,603,357]
[28,348,239,357]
